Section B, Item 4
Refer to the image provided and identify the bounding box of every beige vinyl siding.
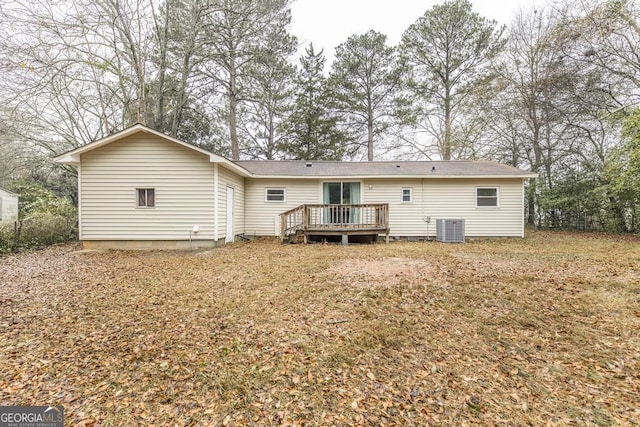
[245,178,319,236]
[80,134,215,240]
[218,165,245,240]
[363,178,524,237]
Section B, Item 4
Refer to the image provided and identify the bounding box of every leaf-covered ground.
[1,231,639,426]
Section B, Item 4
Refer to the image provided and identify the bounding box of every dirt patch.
[326,256,448,288]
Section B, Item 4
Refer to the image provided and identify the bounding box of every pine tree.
[201,0,295,160]
[239,46,296,159]
[328,30,404,161]
[400,0,504,160]
[279,44,347,160]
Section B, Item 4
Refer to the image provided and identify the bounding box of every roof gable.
[54,124,251,177]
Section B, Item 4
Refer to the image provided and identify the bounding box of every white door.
[226,186,234,243]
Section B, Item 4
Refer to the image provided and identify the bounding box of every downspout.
[422,178,430,240]
[214,163,219,242]
[78,164,82,242]
[521,178,525,238]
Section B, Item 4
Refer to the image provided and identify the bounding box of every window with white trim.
[265,188,286,202]
[402,188,412,203]
[136,188,155,208]
[476,187,498,207]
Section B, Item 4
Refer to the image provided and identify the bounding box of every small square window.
[137,188,155,207]
[402,188,412,203]
[476,187,498,207]
[266,188,286,202]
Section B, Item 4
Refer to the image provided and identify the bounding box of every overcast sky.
[290,0,543,66]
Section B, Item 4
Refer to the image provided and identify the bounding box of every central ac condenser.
[436,219,465,243]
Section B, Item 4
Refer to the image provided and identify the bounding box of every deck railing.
[279,204,389,240]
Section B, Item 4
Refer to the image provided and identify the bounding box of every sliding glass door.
[322,182,360,224]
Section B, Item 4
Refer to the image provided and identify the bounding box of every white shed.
[0,187,19,223]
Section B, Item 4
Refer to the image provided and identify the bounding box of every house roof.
[0,186,17,196]
[234,160,537,179]
[54,124,536,179]
[53,124,252,177]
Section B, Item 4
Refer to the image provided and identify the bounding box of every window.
[476,187,498,207]
[265,188,286,202]
[137,188,155,207]
[402,188,412,203]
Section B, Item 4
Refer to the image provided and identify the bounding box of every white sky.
[290,0,541,66]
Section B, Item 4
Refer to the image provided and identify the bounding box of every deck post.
[342,234,349,246]
[280,213,286,241]
[303,205,310,229]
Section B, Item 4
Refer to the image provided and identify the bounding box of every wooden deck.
[279,204,390,244]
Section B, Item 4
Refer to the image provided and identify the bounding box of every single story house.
[0,186,19,223]
[55,124,537,249]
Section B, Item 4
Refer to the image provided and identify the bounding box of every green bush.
[1,180,78,253]
[20,211,78,247]
[0,210,77,252]
[0,222,15,253]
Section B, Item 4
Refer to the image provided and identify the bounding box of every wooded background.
[1,0,639,233]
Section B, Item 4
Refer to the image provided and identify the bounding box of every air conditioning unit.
[436,219,465,243]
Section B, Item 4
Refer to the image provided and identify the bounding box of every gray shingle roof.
[233,160,536,178]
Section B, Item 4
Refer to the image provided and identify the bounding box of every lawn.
[0,231,639,426]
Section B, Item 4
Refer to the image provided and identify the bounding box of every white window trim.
[317,180,364,204]
[265,187,286,202]
[476,187,499,208]
[401,188,413,203]
[136,188,156,208]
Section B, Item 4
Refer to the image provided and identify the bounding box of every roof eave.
[247,174,539,179]
[0,187,18,195]
[217,159,252,177]
[54,153,80,165]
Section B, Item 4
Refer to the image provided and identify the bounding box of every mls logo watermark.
[0,406,64,427]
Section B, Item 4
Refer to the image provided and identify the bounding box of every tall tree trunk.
[229,57,240,160]
[527,180,537,226]
[367,108,374,161]
[153,1,170,130]
[443,85,452,160]
[608,196,629,232]
[171,43,195,137]
[267,109,275,160]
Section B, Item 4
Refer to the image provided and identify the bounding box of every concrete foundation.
[82,239,225,250]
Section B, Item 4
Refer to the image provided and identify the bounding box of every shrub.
[1,180,78,252]
[0,222,16,253]
[20,211,78,247]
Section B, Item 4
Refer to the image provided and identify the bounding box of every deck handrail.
[279,204,305,240]
[279,203,389,240]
